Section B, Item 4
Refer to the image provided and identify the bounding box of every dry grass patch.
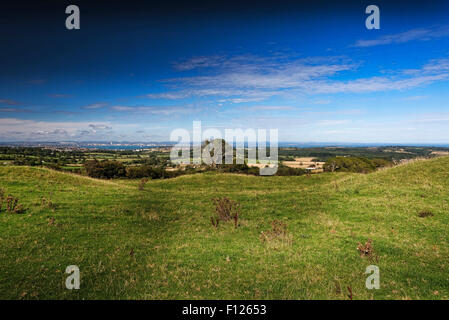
[138,178,149,191]
[260,220,293,247]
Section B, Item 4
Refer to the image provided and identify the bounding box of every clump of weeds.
[211,197,240,228]
[260,220,293,247]
[418,210,433,218]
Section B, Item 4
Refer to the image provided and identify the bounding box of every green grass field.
[1,157,448,300]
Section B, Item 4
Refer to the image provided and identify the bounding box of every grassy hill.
[0,157,448,299]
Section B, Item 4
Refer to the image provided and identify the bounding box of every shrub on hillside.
[275,166,307,176]
[324,157,392,173]
[217,163,260,175]
[126,165,154,179]
[126,165,180,179]
[370,158,392,168]
[84,160,126,179]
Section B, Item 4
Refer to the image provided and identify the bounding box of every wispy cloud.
[173,55,226,71]
[110,105,194,115]
[147,55,356,101]
[218,97,265,104]
[316,120,350,126]
[81,102,108,109]
[146,54,449,102]
[89,124,112,131]
[312,99,332,105]
[403,95,428,101]
[0,99,21,106]
[241,105,297,112]
[353,26,449,47]
[0,118,135,141]
[0,107,31,113]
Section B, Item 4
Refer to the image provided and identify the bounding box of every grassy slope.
[0,157,448,300]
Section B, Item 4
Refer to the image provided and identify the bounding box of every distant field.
[282,157,325,172]
[1,157,449,299]
[278,146,449,162]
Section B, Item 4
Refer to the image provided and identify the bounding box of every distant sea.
[82,143,449,150]
[2,142,449,150]
[81,145,164,150]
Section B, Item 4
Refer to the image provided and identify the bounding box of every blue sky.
[1,0,449,143]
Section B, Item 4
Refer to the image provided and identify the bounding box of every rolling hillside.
[0,157,448,299]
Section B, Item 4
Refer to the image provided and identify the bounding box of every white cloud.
[145,55,449,102]
[110,105,195,115]
[402,95,428,101]
[239,105,298,112]
[0,107,30,113]
[353,26,449,47]
[173,55,226,71]
[89,124,112,131]
[81,103,108,109]
[316,120,350,126]
[0,118,135,141]
[0,99,21,106]
[312,99,332,105]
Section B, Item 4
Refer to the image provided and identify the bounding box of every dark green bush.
[126,165,181,179]
[323,157,392,173]
[84,160,126,179]
[275,166,307,176]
